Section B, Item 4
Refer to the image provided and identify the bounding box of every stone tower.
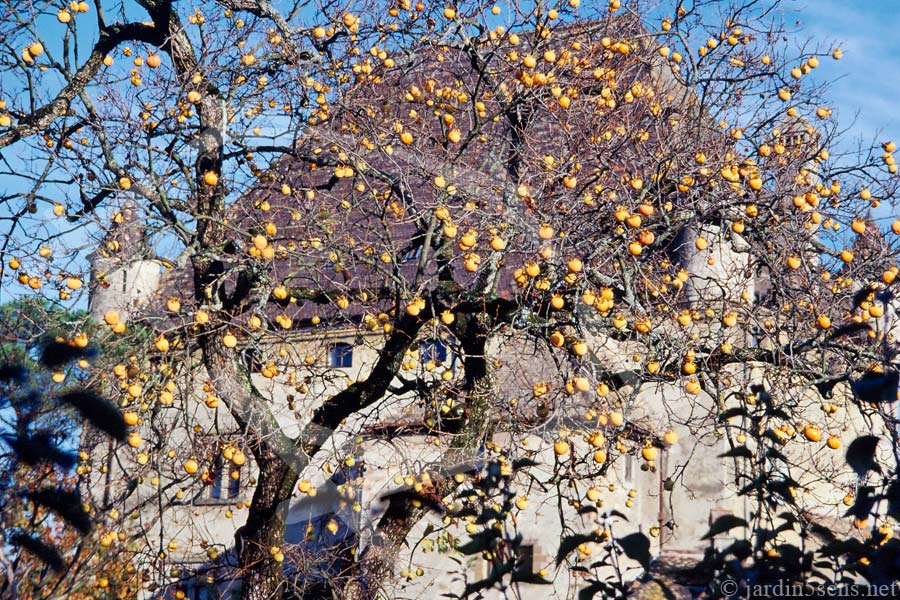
[780,115,822,188]
[87,204,162,322]
[677,224,753,309]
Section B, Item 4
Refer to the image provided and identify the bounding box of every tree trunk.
[236,457,297,600]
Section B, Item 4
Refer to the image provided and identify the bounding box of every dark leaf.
[819,538,866,557]
[749,384,770,404]
[611,370,641,387]
[9,531,64,571]
[718,407,748,421]
[451,506,478,519]
[456,529,499,555]
[462,560,512,596]
[870,528,891,546]
[815,376,848,399]
[776,511,798,523]
[39,340,96,369]
[570,566,591,574]
[774,520,797,535]
[851,286,877,310]
[769,479,800,505]
[2,432,76,469]
[738,476,764,497]
[808,523,837,543]
[844,487,876,520]
[763,429,786,445]
[869,542,900,586]
[0,363,27,383]
[578,582,611,600]
[827,322,872,341]
[852,372,899,404]
[476,508,501,524]
[556,534,598,566]
[512,458,540,470]
[719,446,752,459]
[510,569,551,585]
[767,407,792,421]
[766,448,788,463]
[721,539,752,561]
[617,532,651,569]
[775,543,803,565]
[28,488,92,535]
[587,559,611,569]
[886,480,900,519]
[846,436,880,477]
[57,389,127,442]
[702,515,748,540]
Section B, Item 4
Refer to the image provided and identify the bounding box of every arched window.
[421,339,448,364]
[328,343,353,368]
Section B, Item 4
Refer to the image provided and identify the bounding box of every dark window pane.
[227,467,241,498]
[401,246,422,262]
[210,454,224,500]
[421,339,447,363]
[329,343,353,368]
[518,544,535,572]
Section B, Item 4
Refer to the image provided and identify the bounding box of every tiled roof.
[150,13,715,334]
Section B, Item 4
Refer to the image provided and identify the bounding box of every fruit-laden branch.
[0,22,162,150]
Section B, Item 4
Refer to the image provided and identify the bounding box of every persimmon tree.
[2,0,900,599]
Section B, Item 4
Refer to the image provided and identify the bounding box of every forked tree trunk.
[342,313,497,600]
[193,279,301,599]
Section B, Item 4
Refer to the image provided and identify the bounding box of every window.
[181,582,214,600]
[421,339,448,364]
[328,343,353,368]
[401,246,423,263]
[192,438,244,505]
[242,347,262,372]
[209,453,241,502]
[517,543,535,573]
[623,454,635,484]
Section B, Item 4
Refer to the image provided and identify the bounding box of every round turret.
[88,205,162,323]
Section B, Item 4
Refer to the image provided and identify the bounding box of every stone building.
[85,174,883,600]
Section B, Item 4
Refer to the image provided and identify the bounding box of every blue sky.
[787,0,900,145]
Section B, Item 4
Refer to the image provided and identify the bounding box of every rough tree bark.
[235,459,298,600]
